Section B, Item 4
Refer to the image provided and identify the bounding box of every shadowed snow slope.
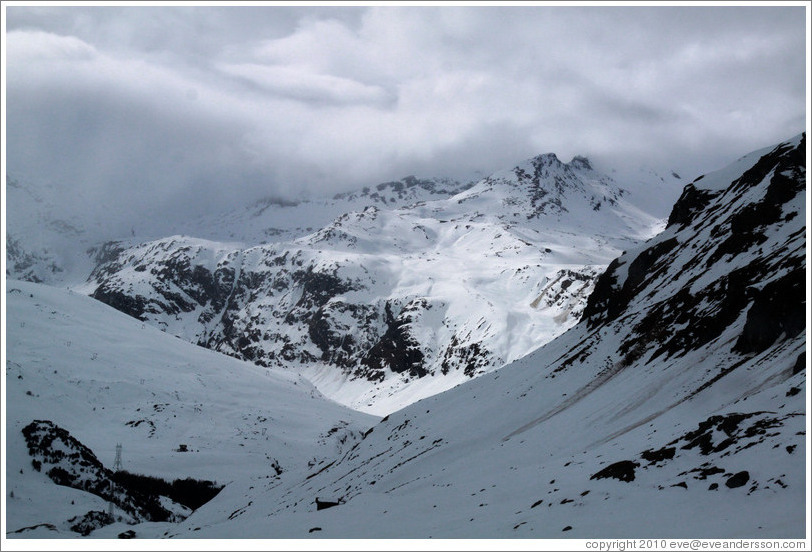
[128,133,805,539]
[4,280,376,538]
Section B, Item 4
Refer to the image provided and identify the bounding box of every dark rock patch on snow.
[361,300,428,379]
[641,446,676,464]
[725,471,750,489]
[590,460,639,482]
[68,511,114,536]
[734,267,805,355]
[315,497,343,511]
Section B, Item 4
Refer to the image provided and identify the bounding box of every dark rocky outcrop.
[68,511,114,536]
[582,237,679,329]
[360,300,427,380]
[440,337,492,378]
[580,133,805,373]
[111,471,222,511]
[315,497,342,511]
[22,420,178,523]
[640,446,676,464]
[590,460,639,482]
[668,412,798,457]
[791,352,805,375]
[666,184,720,229]
[90,287,152,321]
[307,301,376,369]
[725,471,750,489]
[734,266,805,355]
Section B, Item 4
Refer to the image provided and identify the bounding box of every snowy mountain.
[120,132,802,539]
[5,175,98,285]
[172,175,476,245]
[4,174,473,284]
[4,280,376,537]
[75,153,676,413]
[4,133,806,540]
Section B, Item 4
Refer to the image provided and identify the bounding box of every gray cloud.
[4,5,807,231]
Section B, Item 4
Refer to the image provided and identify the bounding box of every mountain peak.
[569,155,592,171]
[530,152,562,166]
[524,152,594,173]
[508,152,565,179]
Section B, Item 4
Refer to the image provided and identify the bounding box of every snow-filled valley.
[3,133,808,541]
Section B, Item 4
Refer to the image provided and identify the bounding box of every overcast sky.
[4,3,808,225]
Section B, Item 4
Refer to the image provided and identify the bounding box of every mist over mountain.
[9,149,682,413]
[4,4,809,545]
[4,132,807,542]
[5,6,805,232]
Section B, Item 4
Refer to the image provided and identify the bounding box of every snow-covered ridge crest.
[452,150,639,233]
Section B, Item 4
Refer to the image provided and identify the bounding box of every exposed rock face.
[581,134,806,368]
[734,267,805,355]
[665,183,717,228]
[6,234,63,284]
[361,300,428,380]
[725,471,750,489]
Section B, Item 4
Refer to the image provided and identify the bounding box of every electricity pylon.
[109,444,123,518]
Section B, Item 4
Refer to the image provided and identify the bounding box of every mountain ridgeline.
[75,153,670,412]
[582,133,805,363]
[5,133,806,538]
[149,133,806,538]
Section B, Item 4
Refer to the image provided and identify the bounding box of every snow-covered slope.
[77,154,677,413]
[115,133,805,539]
[5,175,102,285]
[4,174,473,285]
[186,176,475,244]
[4,280,376,538]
